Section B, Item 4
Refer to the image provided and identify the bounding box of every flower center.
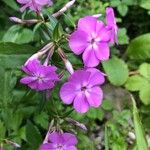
[81,86,87,91]
[36,75,44,81]
[57,144,63,150]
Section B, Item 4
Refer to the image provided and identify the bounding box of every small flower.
[20,59,59,91]
[17,0,53,12]
[39,132,78,150]
[106,7,118,44]
[69,16,111,67]
[60,68,105,113]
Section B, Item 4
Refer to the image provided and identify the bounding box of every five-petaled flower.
[106,7,118,44]
[39,132,78,150]
[20,59,59,91]
[60,68,105,113]
[69,16,112,67]
[17,0,53,12]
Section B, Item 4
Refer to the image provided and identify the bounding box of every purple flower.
[17,0,53,12]
[39,132,78,150]
[69,16,111,67]
[60,68,105,113]
[106,7,118,44]
[20,59,59,91]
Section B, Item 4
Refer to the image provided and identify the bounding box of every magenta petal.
[65,146,77,150]
[20,76,35,84]
[49,132,63,144]
[68,70,91,86]
[87,68,105,86]
[60,83,76,104]
[96,21,105,33]
[62,133,78,145]
[95,42,110,61]
[106,7,115,26]
[39,143,53,150]
[73,94,89,113]
[83,47,99,67]
[22,59,40,74]
[69,30,88,55]
[97,27,111,42]
[17,0,30,4]
[35,0,50,5]
[78,16,97,33]
[86,87,103,107]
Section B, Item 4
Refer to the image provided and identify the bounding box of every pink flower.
[17,0,53,12]
[69,16,111,67]
[20,59,59,91]
[60,68,105,113]
[106,7,118,44]
[39,132,78,150]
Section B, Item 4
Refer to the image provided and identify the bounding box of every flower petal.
[49,132,63,144]
[86,86,103,107]
[86,68,105,86]
[60,83,76,104]
[95,42,110,61]
[69,30,88,55]
[62,133,78,146]
[78,16,97,33]
[65,146,77,150]
[97,27,111,42]
[83,47,99,67]
[39,143,53,150]
[73,93,89,113]
[20,76,35,84]
[68,70,91,87]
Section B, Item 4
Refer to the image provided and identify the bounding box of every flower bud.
[65,60,74,74]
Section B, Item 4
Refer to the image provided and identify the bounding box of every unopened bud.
[65,60,74,74]
[92,14,102,18]
[9,17,39,24]
[66,118,87,131]
[4,140,21,148]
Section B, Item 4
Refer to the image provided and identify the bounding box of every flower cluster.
[20,59,59,91]
[69,7,118,67]
[40,132,78,150]
[14,1,118,149]
[60,68,104,113]
[17,0,53,12]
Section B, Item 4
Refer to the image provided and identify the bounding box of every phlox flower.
[20,59,59,91]
[106,7,118,44]
[39,132,78,150]
[60,68,105,113]
[17,0,53,12]
[69,16,111,67]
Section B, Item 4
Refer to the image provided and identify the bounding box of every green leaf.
[139,83,150,105]
[118,28,129,45]
[117,3,128,16]
[139,63,150,80]
[2,0,19,10]
[0,121,6,140]
[34,112,49,129]
[3,25,34,44]
[131,96,149,150]
[110,0,121,7]
[0,42,36,69]
[125,75,148,91]
[140,0,150,10]
[26,121,42,149]
[52,23,63,42]
[102,57,129,86]
[126,33,150,60]
[102,100,113,110]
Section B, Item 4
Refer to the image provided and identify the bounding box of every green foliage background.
[0,0,150,150]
